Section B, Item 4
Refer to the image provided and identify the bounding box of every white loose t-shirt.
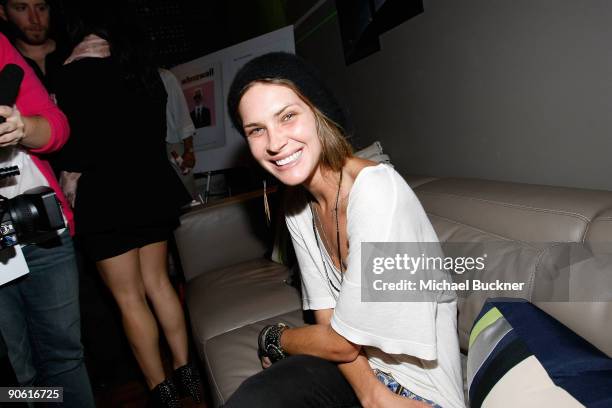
[158,68,196,143]
[285,164,465,408]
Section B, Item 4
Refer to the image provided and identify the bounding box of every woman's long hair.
[60,0,163,96]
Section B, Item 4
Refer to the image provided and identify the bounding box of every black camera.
[0,166,66,250]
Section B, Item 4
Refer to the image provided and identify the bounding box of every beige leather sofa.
[174,176,612,407]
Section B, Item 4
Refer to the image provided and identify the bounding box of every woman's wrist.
[258,323,289,363]
[363,376,385,408]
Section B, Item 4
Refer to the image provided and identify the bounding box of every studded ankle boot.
[149,378,182,408]
[174,363,202,403]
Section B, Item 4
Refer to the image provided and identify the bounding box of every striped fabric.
[467,299,612,408]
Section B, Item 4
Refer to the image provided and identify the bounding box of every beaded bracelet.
[258,323,289,363]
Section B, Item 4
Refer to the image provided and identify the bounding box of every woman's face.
[239,82,321,186]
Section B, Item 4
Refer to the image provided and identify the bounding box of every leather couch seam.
[202,305,301,343]
[418,191,592,223]
[581,210,612,242]
[528,248,548,301]
[584,216,612,243]
[426,213,537,248]
[533,243,568,301]
[581,221,592,243]
[203,342,224,405]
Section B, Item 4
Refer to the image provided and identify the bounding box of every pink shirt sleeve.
[0,33,70,153]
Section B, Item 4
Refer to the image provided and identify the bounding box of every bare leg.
[139,241,189,369]
[97,250,165,389]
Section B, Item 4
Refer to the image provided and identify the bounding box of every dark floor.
[0,254,210,408]
[93,373,207,408]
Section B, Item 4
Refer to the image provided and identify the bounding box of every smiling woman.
[239,83,324,186]
[224,52,465,408]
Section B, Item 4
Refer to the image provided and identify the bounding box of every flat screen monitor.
[335,0,424,64]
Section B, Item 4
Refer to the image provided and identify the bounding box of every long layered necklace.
[310,170,344,294]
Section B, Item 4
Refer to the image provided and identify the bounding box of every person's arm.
[269,213,355,361]
[59,170,81,208]
[20,115,51,147]
[309,310,428,408]
[180,135,195,171]
[0,34,70,153]
[0,105,52,148]
[279,312,360,363]
[160,68,196,172]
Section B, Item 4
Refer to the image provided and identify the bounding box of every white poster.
[178,61,224,150]
[172,25,295,173]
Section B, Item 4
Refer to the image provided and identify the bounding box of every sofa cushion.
[185,259,301,354]
[468,299,612,408]
[204,310,305,407]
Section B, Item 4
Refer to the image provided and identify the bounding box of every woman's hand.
[344,362,429,408]
[0,105,25,147]
[180,151,195,174]
[63,34,110,65]
[60,171,82,208]
[260,356,272,369]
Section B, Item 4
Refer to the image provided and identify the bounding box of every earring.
[263,179,271,225]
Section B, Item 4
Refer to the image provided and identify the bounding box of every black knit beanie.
[227,52,351,138]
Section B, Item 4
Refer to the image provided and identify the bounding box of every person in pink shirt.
[0,32,94,407]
